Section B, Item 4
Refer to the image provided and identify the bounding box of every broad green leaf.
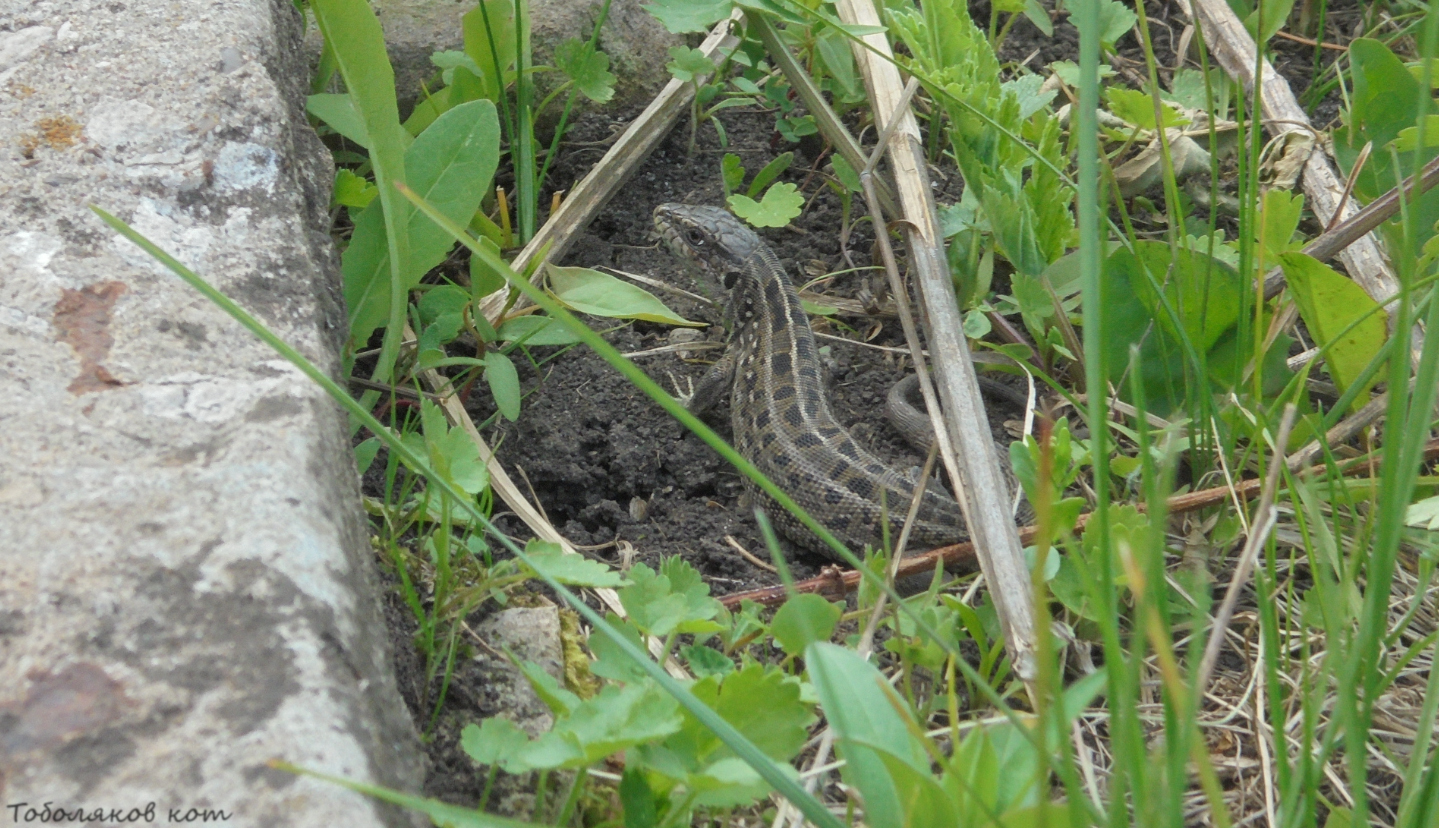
[1392,115,1439,152]
[829,154,861,192]
[554,39,616,103]
[1004,74,1057,120]
[518,684,683,770]
[460,718,530,767]
[547,264,701,326]
[520,539,627,588]
[468,236,508,300]
[947,718,1044,814]
[985,189,1047,277]
[806,642,930,828]
[721,152,746,196]
[587,613,651,683]
[618,560,722,638]
[775,115,817,142]
[312,0,412,369]
[1103,241,1247,410]
[418,284,469,326]
[875,749,960,825]
[963,307,991,337]
[709,666,813,760]
[401,90,449,138]
[448,65,489,107]
[354,435,381,475]
[665,45,716,82]
[431,49,484,83]
[619,769,658,828]
[307,93,372,148]
[688,756,771,807]
[496,314,583,346]
[1405,495,1439,530]
[1280,252,1387,409]
[814,26,859,98]
[1086,0,1137,50]
[693,665,813,762]
[643,0,732,33]
[332,168,377,209]
[1168,67,1229,116]
[516,658,581,716]
[483,351,521,421]
[1257,189,1304,270]
[728,182,803,228]
[659,556,724,633]
[1336,39,1439,255]
[1245,0,1298,44]
[1048,59,1116,87]
[746,152,793,198]
[420,399,489,495]
[1062,668,1108,722]
[1344,39,1424,153]
[415,311,464,368]
[1105,88,1187,130]
[769,594,840,656]
[800,298,838,316]
[1023,0,1054,36]
[344,100,501,346]
[681,644,735,678]
[1049,552,1093,619]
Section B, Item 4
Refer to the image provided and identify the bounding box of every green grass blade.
[391,185,1054,750]
[92,204,848,828]
[311,0,412,383]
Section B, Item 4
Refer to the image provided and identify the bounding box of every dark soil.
[371,0,1362,810]
[477,106,1022,592]
[386,101,1030,810]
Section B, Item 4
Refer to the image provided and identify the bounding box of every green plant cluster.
[97,0,1439,824]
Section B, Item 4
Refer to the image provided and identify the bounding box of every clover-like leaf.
[665,45,716,82]
[522,539,628,588]
[420,399,488,495]
[619,559,722,638]
[460,717,530,769]
[727,182,803,228]
[332,168,377,209]
[554,38,616,103]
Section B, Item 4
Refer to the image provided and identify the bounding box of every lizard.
[652,202,1023,561]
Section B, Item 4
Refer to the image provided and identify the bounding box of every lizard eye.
[686,228,705,246]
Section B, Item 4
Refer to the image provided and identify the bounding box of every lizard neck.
[729,245,832,431]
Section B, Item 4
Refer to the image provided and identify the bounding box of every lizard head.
[653,203,760,289]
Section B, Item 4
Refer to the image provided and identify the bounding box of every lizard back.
[654,203,970,557]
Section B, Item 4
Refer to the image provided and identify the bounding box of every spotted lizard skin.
[654,203,1018,559]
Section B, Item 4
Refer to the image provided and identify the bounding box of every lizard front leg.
[679,347,737,416]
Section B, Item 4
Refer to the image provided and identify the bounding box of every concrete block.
[0,2,423,825]
[309,0,682,116]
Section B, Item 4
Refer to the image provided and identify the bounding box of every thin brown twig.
[1271,29,1349,52]
[725,535,777,573]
